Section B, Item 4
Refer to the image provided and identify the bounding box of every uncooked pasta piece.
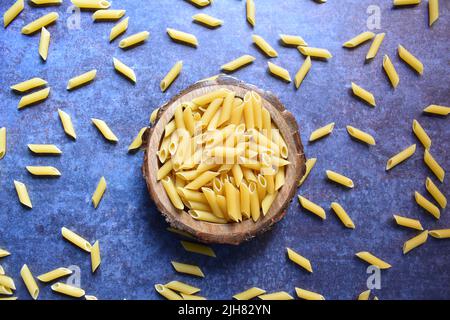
[0,248,10,258]
[398,45,423,75]
[67,69,97,90]
[109,17,128,41]
[58,109,76,139]
[343,31,375,48]
[221,55,255,72]
[385,144,416,170]
[22,12,59,35]
[298,158,316,186]
[286,247,313,272]
[181,293,206,300]
[429,229,450,239]
[326,170,354,188]
[162,176,184,210]
[91,118,118,142]
[11,77,47,92]
[160,61,182,92]
[280,34,307,47]
[298,195,325,219]
[92,9,125,21]
[331,202,355,229]
[351,82,375,106]
[28,144,61,155]
[246,0,255,26]
[39,27,50,61]
[165,281,200,295]
[423,149,444,182]
[412,119,431,149]
[423,105,449,116]
[92,177,107,208]
[26,166,61,176]
[189,210,228,224]
[252,35,277,57]
[425,177,446,208]
[358,290,371,300]
[366,33,385,60]
[382,55,399,88]
[61,227,92,252]
[85,295,98,300]
[20,265,39,300]
[192,13,223,28]
[429,0,439,26]
[309,122,334,141]
[18,88,50,109]
[181,241,216,257]
[90,241,101,272]
[119,31,149,49]
[0,275,15,289]
[393,215,423,230]
[267,61,291,82]
[113,57,136,83]
[37,268,72,282]
[258,292,294,300]
[166,28,198,47]
[294,56,311,89]
[393,0,421,6]
[403,230,428,254]
[295,287,325,300]
[31,0,62,4]
[128,127,147,151]
[298,46,332,59]
[171,261,204,277]
[233,287,266,300]
[14,180,32,208]
[71,0,110,9]
[355,252,391,269]
[346,125,376,145]
[51,282,85,298]
[415,191,440,219]
[0,127,5,159]
[154,284,183,300]
[4,0,24,28]
[150,108,159,124]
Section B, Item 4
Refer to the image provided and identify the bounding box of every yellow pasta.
[393,0,421,6]
[267,61,291,82]
[331,202,355,229]
[246,0,255,27]
[71,0,110,9]
[423,104,449,116]
[128,127,147,152]
[221,54,255,72]
[225,181,241,222]
[150,108,160,125]
[355,251,391,269]
[343,31,375,48]
[415,191,440,219]
[192,88,228,106]
[18,87,50,109]
[412,119,431,149]
[425,177,446,208]
[162,176,184,210]
[346,125,376,145]
[186,171,219,190]
[91,118,118,142]
[4,0,24,28]
[26,166,61,176]
[171,261,204,277]
[61,227,92,252]
[85,295,98,300]
[383,55,399,88]
[286,247,313,272]
[189,210,228,224]
[92,9,125,21]
[295,287,325,300]
[28,144,61,154]
[366,33,385,60]
[39,27,50,61]
[252,35,278,57]
[192,13,222,28]
[22,12,59,35]
[358,290,371,300]
[280,34,307,47]
[31,0,62,4]
[261,192,277,215]
[0,127,6,159]
[13,180,32,208]
[424,149,444,182]
[113,57,136,83]
[429,0,439,26]
[51,282,85,298]
[67,69,97,90]
[110,17,129,42]
[119,31,149,49]
[351,82,375,107]
[37,268,72,283]
[309,122,334,142]
[429,229,450,239]
[0,248,10,258]
[298,158,316,186]
[154,284,183,300]
[90,241,101,273]
[393,215,423,230]
[259,292,294,300]
[0,274,15,290]
[21,265,39,300]
[386,144,416,170]
[188,0,210,7]
[58,109,76,139]
[298,195,325,219]
[166,28,198,47]
[398,45,423,75]
[326,170,354,188]
[165,281,200,295]
[403,230,428,254]
[298,46,332,59]
[181,241,216,257]
[294,56,311,89]
[181,293,207,300]
[160,61,182,92]
[11,77,47,92]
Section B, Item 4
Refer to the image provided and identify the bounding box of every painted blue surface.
[0,0,449,300]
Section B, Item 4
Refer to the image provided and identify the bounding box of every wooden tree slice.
[143,75,306,245]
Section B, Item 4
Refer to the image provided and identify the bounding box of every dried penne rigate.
[412,119,431,149]
[51,282,85,298]
[393,0,421,6]
[18,88,50,109]
[298,157,316,186]
[295,287,325,300]
[20,264,39,300]
[221,55,255,72]
[286,247,313,272]
[0,127,6,159]
[171,261,205,277]
[166,28,198,47]
[0,248,11,258]
[366,33,385,60]
[258,292,294,300]
[309,122,334,142]
[298,195,326,219]
[92,9,125,21]
[58,109,77,139]
[72,0,110,9]
[393,215,423,231]
[128,127,147,151]
[14,180,32,208]
[294,56,311,89]
[192,13,223,28]
[246,0,255,26]
[11,77,47,92]
[346,125,376,145]
[429,0,439,26]
[233,287,266,300]
[113,57,136,83]
[358,289,371,300]
[181,241,216,257]
[267,61,291,82]
[165,281,200,295]
[26,166,61,176]
[160,61,182,92]
[37,267,72,283]
[386,144,416,170]
[91,241,101,272]
[92,118,118,142]
[355,251,391,269]
[429,229,450,239]
[92,177,107,208]
[252,35,278,57]
[423,149,445,182]
[351,82,375,107]
[280,34,307,47]
[155,284,183,300]
[61,227,92,252]
[22,12,59,35]
[331,202,355,229]
[343,31,375,48]
[326,170,354,188]
[403,230,428,254]
[4,0,24,28]
[425,177,446,208]
[398,45,423,75]
[423,104,449,116]
[110,17,129,41]
[383,55,399,88]
[67,69,97,90]
[28,144,61,155]
[119,31,149,49]
[39,27,50,61]
[415,191,440,219]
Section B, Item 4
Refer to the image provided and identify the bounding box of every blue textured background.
[0,0,449,300]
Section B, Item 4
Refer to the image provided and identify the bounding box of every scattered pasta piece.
[58,109,77,139]
[192,13,223,28]
[326,170,354,188]
[429,0,439,26]
[28,144,61,155]
[298,195,326,219]
[298,158,316,187]
[280,34,307,47]
[295,287,325,300]
[119,31,149,49]
[61,227,92,252]
[221,55,255,72]
[166,28,198,47]
[160,61,182,92]
[109,17,129,42]
[92,9,125,21]
[356,252,391,269]
[233,287,266,300]
[267,61,291,82]
[91,118,118,142]
[0,248,10,258]
[71,0,110,9]
[398,45,423,75]
[366,33,385,60]
[423,149,444,182]
[286,247,313,272]
[0,297,18,300]
[358,289,371,300]
[309,122,334,142]
[26,166,61,176]
[165,281,200,295]
[423,104,449,116]
[343,31,375,48]
[31,0,62,4]
[85,295,98,300]
[246,0,255,27]
[0,275,15,290]
[351,82,375,107]
[150,108,160,125]
[298,46,332,59]
[154,284,183,300]
[39,27,50,61]
[393,215,423,230]
[382,55,399,88]
[412,119,431,149]
[4,0,24,28]
[331,202,355,229]
[14,180,32,208]
[259,292,294,300]
[385,144,416,170]
[51,282,85,298]
[403,230,428,254]
[113,57,136,83]
[346,125,375,145]
[415,191,440,219]
[181,241,216,257]
[18,87,50,109]
[37,268,72,283]
[0,127,6,159]
[252,35,278,57]
[67,69,97,90]
[20,264,39,300]
[294,56,311,89]
[11,77,47,92]
[425,177,446,208]
[393,0,421,6]
[429,229,450,239]
[22,12,59,35]
[128,127,147,151]
[92,176,107,208]
[171,261,205,277]
[181,293,207,300]
[91,241,101,273]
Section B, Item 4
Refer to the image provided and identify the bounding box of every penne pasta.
[415,191,440,219]
[51,282,85,298]
[309,122,334,142]
[386,144,416,170]
[298,46,332,59]
[295,287,325,300]
[85,295,98,300]
[37,267,72,283]
[4,0,24,28]
[189,210,228,224]
[429,229,450,239]
[150,108,160,125]
[267,61,291,82]
[261,192,277,215]
[343,31,375,48]
[39,27,50,61]
[31,0,62,4]
[294,56,311,89]
[423,149,444,182]
[358,290,371,300]
[382,55,399,88]
[166,28,198,47]
[246,0,255,27]
[181,241,216,257]
[91,118,118,142]
[351,82,375,106]
[90,241,101,273]
[20,265,39,300]
[192,13,223,28]
[165,281,200,295]
[154,284,183,300]
[280,34,307,47]
[113,57,136,83]
[331,202,355,229]
[188,0,210,7]
[14,180,32,208]
[233,287,266,300]
[425,177,446,208]
[259,292,294,300]
[71,0,110,9]
[0,248,11,258]
[58,109,76,139]
[92,9,125,21]
[393,0,421,6]
[346,125,376,145]
[286,247,313,272]
[224,181,241,222]
[185,171,219,190]
[423,104,449,116]
[398,45,423,75]
[0,275,15,290]
[67,69,97,90]
[252,35,278,57]
[171,261,204,277]
[221,54,255,72]
[366,33,385,60]
[28,144,61,155]
[355,251,391,269]
[192,88,228,106]
[0,127,6,159]
[162,176,184,210]
[298,158,317,186]
[26,166,61,176]
[403,230,428,254]
[128,127,147,151]
[119,31,149,49]
[109,17,129,42]
[18,87,50,109]
[11,77,47,92]
[61,227,92,252]
[393,215,423,230]
[412,119,431,149]
[22,12,59,35]
[181,293,206,300]
[298,195,326,219]
[160,61,182,92]
[429,0,439,26]
[326,170,354,188]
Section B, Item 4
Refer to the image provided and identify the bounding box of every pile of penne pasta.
[157,88,289,224]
